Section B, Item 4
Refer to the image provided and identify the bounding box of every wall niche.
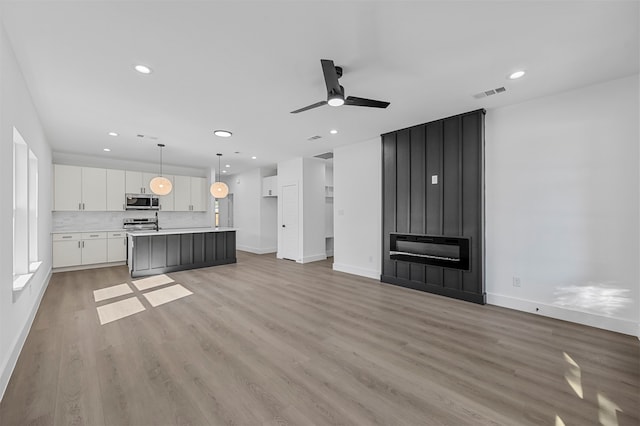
[381,109,485,304]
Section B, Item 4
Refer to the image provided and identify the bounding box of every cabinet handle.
[82,241,85,248]
[78,241,81,248]
[78,203,82,210]
[90,234,99,237]
[82,203,85,210]
[62,235,72,239]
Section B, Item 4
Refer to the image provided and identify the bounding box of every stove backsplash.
[52,211,211,232]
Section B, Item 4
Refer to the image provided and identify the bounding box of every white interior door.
[280,184,299,261]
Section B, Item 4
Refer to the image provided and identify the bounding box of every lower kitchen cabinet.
[107,232,127,262]
[53,231,125,268]
[52,234,82,268]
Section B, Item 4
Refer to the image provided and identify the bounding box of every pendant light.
[210,153,229,198]
[149,143,172,196]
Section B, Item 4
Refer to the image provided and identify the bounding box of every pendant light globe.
[210,152,229,199]
[150,176,173,196]
[210,181,229,198]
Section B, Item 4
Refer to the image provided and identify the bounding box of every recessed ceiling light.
[134,64,152,74]
[108,132,118,137]
[222,170,227,173]
[214,130,232,138]
[103,148,111,152]
[251,156,257,160]
[509,70,526,80]
[225,164,230,168]
[330,129,338,135]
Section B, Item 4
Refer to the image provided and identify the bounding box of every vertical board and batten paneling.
[381,109,485,304]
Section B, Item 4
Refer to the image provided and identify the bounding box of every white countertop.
[52,229,125,234]
[127,227,237,237]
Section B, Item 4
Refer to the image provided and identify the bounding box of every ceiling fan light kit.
[291,59,390,114]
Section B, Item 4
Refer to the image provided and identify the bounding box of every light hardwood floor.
[1,252,638,425]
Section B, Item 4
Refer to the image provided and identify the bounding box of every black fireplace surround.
[381,109,485,304]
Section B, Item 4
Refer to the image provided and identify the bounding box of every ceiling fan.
[291,59,390,114]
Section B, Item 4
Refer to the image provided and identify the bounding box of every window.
[13,127,40,291]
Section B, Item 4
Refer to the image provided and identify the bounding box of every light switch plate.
[431,175,438,184]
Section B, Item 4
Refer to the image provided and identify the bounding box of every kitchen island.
[127,227,236,278]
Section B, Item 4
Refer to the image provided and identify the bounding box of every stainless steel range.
[123,217,159,231]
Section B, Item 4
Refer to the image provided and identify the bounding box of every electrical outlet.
[512,276,521,287]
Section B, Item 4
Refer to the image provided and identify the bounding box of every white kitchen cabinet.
[262,175,277,197]
[158,175,175,211]
[54,165,106,211]
[54,165,82,211]
[173,175,192,211]
[80,232,107,265]
[107,232,127,262]
[190,177,207,211]
[81,168,107,211]
[106,169,126,211]
[174,175,207,211]
[52,233,82,267]
[125,171,156,194]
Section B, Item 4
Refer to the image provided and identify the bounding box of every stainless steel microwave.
[125,194,160,210]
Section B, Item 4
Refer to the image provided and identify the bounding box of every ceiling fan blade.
[345,96,390,109]
[290,100,327,114]
[321,59,341,95]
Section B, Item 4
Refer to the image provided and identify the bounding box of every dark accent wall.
[381,109,485,304]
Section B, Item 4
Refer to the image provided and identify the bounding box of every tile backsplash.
[52,211,212,232]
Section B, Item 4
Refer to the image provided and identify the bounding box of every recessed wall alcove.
[381,109,485,304]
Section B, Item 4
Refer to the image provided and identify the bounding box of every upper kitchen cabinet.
[190,176,207,211]
[174,175,207,212]
[125,171,156,194]
[158,175,175,211]
[106,168,125,211]
[54,165,106,211]
[262,175,277,197]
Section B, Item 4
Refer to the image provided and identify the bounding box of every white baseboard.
[298,253,327,264]
[487,292,639,337]
[325,250,334,257]
[332,263,380,280]
[53,261,126,273]
[237,245,277,255]
[1,267,52,401]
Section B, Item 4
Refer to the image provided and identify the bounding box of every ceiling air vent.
[314,152,334,160]
[473,86,507,99]
[307,135,322,141]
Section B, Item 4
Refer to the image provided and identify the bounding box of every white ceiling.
[1,1,638,175]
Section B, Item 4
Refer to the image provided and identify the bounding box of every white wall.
[226,167,277,254]
[302,157,326,263]
[0,22,53,399]
[226,168,263,252]
[260,168,277,252]
[333,138,382,279]
[485,74,639,336]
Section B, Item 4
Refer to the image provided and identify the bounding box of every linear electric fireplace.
[390,234,470,270]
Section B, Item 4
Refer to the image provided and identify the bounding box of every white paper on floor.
[96,297,146,325]
[131,274,174,291]
[142,284,193,307]
[93,283,133,302]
